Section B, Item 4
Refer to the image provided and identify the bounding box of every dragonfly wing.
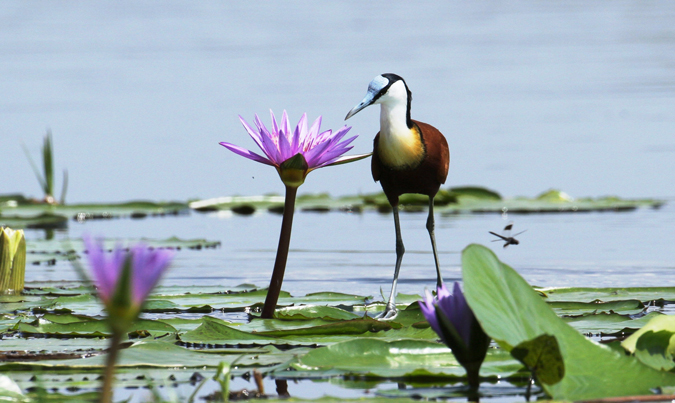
[503,221,515,238]
[489,231,508,240]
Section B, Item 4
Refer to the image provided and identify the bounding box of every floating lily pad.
[563,311,663,336]
[548,299,645,316]
[188,187,663,215]
[0,199,189,225]
[0,213,68,230]
[17,237,221,267]
[293,338,524,379]
[274,306,361,321]
[0,339,287,372]
[11,315,176,338]
[539,287,675,303]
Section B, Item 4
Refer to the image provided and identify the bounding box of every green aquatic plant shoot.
[83,236,174,403]
[22,130,68,204]
[221,110,369,318]
[0,227,26,295]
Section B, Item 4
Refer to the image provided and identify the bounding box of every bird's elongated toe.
[375,303,399,320]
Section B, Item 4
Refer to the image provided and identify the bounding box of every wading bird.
[489,221,526,248]
[345,74,449,319]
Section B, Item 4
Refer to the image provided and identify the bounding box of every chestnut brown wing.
[371,132,381,182]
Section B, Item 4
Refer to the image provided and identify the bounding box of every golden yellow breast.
[378,126,426,169]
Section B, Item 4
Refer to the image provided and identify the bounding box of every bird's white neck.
[377,100,424,169]
[379,101,409,137]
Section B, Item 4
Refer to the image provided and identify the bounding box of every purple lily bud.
[419,281,491,390]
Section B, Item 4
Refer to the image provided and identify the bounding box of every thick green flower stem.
[100,332,123,403]
[261,185,298,319]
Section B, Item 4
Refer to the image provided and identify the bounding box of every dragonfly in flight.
[489,222,526,248]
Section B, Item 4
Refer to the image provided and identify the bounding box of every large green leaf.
[461,244,675,400]
[511,334,564,385]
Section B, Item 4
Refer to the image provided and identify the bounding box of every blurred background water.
[3,2,675,293]
[1,1,674,203]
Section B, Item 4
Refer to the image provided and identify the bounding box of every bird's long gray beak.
[345,91,376,120]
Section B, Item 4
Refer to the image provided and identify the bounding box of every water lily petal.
[302,115,321,149]
[277,127,293,162]
[419,290,445,343]
[269,110,279,137]
[291,113,307,154]
[130,244,174,306]
[224,111,365,177]
[280,110,291,139]
[238,115,265,151]
[220,142,274,166]
[320,152,372,168]
[436,282,472,347]
[83,236,126,304]
[303,136,338,168]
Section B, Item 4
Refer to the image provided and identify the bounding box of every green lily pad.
[0,213,68,230]
[12,316,176,338]
[293,338,524,379]
[563,311,663,336]
[0,339,287,371]
[188,187,663,215]
[548,299,644,316]
[2,201,189,221]
[274,306,361,321]
[539,287,675,303]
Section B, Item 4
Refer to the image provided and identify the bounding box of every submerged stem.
[261,185,298,319]
[100,332,122,403]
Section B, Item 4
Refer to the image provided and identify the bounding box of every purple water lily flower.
[220,110,369,187]
[84,237,174,403]
[84,236,174,312]
[220,110,370,319]
[420,282,491,390]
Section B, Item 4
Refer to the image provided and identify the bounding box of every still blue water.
[27,201,675,295]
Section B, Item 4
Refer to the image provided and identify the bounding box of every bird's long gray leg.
[427,197,443,288]
[381,206,404,319]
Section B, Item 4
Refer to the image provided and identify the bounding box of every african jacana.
[345,73,449,319]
